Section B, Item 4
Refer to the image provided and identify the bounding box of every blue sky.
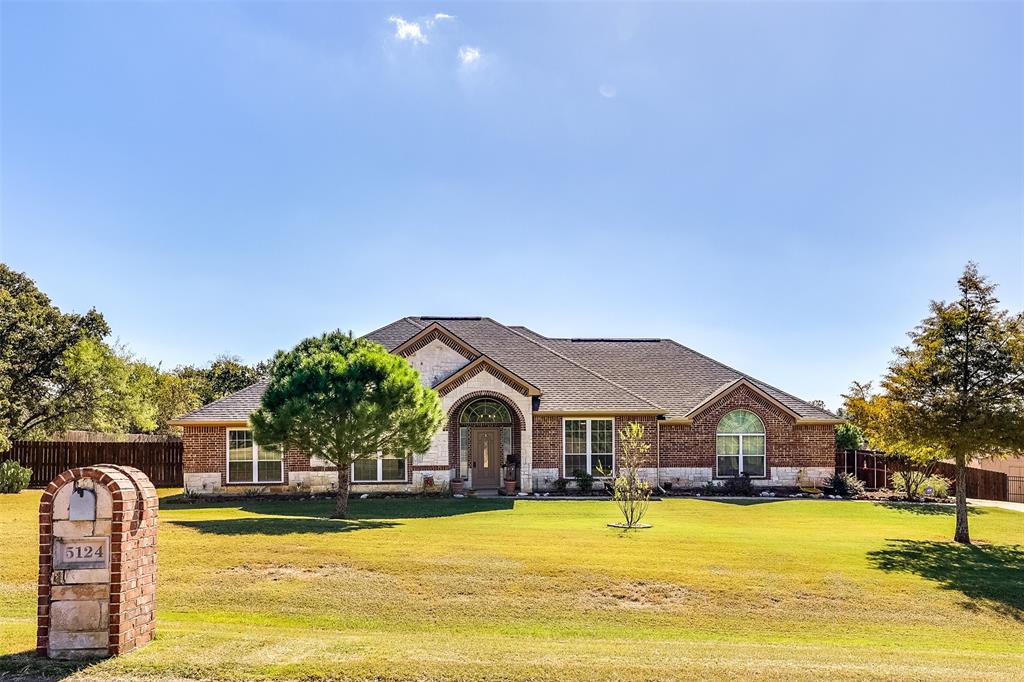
[2,2,1021,411]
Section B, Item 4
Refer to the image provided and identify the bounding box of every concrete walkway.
[968,498,1024,513]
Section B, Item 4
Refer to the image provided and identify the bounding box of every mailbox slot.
[69,486,97,521]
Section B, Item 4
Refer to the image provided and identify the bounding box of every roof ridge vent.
[569,338,662,343]
[419,316,483,321]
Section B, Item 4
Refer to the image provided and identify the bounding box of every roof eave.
[167,419,251,427]
[533,409,667,417]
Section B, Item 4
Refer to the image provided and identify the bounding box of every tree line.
[0,264,266,449]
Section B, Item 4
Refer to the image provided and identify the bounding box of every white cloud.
[459,46,481,66]
[598,84,617,98]
[424,13,455,29]
[388,16,427,44]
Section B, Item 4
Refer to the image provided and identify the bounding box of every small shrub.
[700,479,723,496]
[0,460,32,493]
[572,469,595,494]
[920,475,952,498]
[894,473,951,498]
[722,474,754,497]
[825,472,865,498]
[552,478,569,494]
[661,481,674,492]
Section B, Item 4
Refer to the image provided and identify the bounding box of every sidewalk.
[969,498,1024,513]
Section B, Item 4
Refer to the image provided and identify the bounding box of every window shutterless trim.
[351,456,408,483]
[714,433,767,478]
[225,428,283,484]
[562,417,615,478]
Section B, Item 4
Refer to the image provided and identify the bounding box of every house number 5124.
[65,545,103,560]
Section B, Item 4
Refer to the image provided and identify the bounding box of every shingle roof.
[536,337,837,420]
[174,317,838,422]
[172,379,269,423]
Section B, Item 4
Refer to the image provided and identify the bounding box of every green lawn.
[1,491,1022,681]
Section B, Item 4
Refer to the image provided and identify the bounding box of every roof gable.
[432,355,541,397]
[391,322,480,360]
[684,378,802,421]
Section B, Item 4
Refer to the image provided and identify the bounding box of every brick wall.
[532,414,659,477]
[660,385,835,476]
[181,426,412,491]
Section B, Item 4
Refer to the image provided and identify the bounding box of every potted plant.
[502,454,519,495]
[451,477,465,495]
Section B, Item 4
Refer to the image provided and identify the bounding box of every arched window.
[716,409,766,478]
[460,399,512,424]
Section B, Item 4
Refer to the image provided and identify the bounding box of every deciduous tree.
[0,264,109,448]
[845,264,1024,543]
[610,421,652,529]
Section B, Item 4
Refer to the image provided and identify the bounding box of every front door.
[470,428,501,489]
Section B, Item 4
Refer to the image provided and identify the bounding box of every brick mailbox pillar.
[37,465,158,659]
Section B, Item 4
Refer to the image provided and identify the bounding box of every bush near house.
[0,460,31,493]
[825,472,866,498]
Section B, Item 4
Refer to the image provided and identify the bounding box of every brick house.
[172,317,841,495]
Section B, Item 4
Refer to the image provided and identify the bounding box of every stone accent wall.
[439,371,534,492]
[38,465,158,659]
[404,338,470,387]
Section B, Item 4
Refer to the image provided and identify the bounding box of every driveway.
[969,498,1024,513]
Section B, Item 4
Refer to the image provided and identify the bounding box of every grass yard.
[1,491,1022,681]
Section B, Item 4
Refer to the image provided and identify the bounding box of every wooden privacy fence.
[3,439,183,488]
[836,449,1008,501]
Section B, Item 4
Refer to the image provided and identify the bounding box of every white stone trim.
[658,467,713,487]
[184,473,222,494]
[756,466,833,487]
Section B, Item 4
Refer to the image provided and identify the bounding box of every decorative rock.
[453,494,465,498]
[48,630,108,651]
[94,487,113,519]
[51,601,106,632]
[60,569,110,584]
[53,521,95,538]
[52,485,74,521]
[360,494,369,499]
[51,584,109,601]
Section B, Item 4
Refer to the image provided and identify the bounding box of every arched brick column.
[37,465,158,658]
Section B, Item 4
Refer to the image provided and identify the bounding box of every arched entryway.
[453,396,520,491]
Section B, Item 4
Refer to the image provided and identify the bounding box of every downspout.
[656,418,661,489]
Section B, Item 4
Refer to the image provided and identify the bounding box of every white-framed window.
[563,418,614,477]
[226,429,283,484]
[352,456,407,483]
[716,409,766,478]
